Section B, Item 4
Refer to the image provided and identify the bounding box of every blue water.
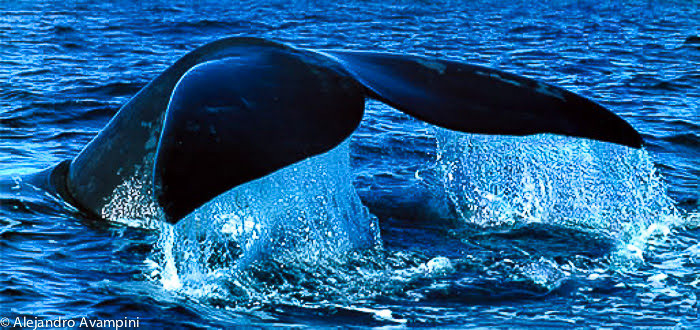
[1,0,699,327]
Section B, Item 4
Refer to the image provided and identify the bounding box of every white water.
[434,130,682,262]
[114,129,686,304]
[150,141,380,296]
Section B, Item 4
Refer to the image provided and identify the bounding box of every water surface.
[1,0,698,327]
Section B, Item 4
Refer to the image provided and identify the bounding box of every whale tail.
[153,48,367,223]
[62,38,642,224]
[323,50,642,149]
[154,43,643,223]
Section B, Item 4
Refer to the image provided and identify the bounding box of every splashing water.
[434,129,681,258]
[148,141,381,299]
[100,126,687,308]
[101,164,165,230]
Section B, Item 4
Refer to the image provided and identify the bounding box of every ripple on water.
[0,0,698,327]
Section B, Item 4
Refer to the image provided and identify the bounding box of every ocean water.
[1,0,698,327]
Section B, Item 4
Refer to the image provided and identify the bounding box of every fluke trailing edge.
[44,37,642,223]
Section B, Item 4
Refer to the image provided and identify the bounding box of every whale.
[34,37,642,224]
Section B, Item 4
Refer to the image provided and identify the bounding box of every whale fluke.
[154,50,365,222]
[323,50,642,149]
[53,37,642,223]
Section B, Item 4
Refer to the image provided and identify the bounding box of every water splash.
[149,141,381,298]
[434,129,681,258]
[101,127,688,313]
[101,164,164,229]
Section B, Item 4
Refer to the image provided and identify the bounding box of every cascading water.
[433,129,682,265]
[102,126,688,307]
[147,141,381,299]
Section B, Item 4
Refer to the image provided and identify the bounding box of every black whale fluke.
[154,50,365,223]
[58,37,642,224]
[322,50,642,149]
